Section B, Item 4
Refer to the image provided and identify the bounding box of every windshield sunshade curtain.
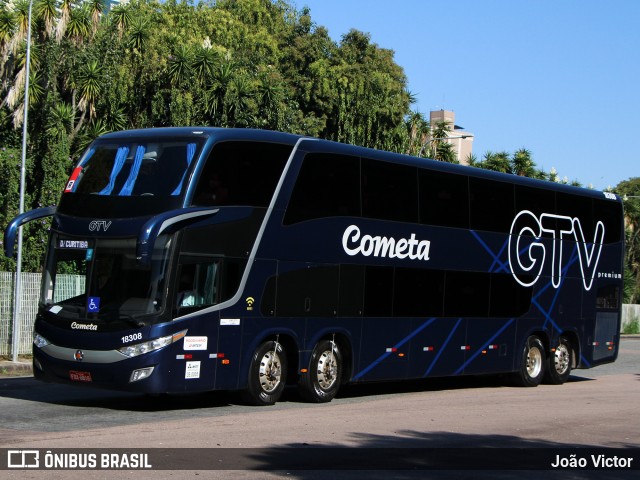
[98,146,130,195]
[119,145,147,196]
[171,143,197,196]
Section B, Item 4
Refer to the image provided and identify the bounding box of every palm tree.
[405,111,428,157]
[74,59,103,133]
[85,0,105,33]
[46,101,74,140]
[12,0,31,50]
[4,39,42,128]
[109,4,132,37]
[0,6,16,77]
[482,151,512,174]
[227,73,255,127]
[205,59,237,124]
[422,120,454,160]
[192,45,218,83]
[466,153,479,167]
[55,0,73,42]
[257,70,286,129]
[511,148,536,177]
[127,16,149,51]
[168,45,193,87]
[66,4,91,45]
[35,0,58,38]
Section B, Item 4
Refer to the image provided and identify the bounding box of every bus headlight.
[118,330,187,358]
[33,333,50,349]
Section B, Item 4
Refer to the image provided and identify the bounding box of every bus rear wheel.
[298,339,342,403]
[512,335,546,387]
[545,336,573,385]
[243,340,287,406]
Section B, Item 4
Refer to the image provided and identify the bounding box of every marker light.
[118,330,187,358]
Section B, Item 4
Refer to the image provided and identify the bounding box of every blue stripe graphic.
[423,318,463,377]
[353,317,437,380]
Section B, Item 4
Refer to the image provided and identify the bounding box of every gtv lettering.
[508,210,605,291]
[89,220,112,232]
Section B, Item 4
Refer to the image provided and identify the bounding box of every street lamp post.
[418,134,471,158]
[12,0,33,362]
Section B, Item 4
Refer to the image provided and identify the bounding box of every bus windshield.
[58,137,206,218]
[40,234,173,326]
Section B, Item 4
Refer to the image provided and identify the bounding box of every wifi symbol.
[246,297,255,310]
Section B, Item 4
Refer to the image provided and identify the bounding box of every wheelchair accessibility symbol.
[88,297,100,312]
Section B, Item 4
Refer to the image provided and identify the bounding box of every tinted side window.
[556,192,594,241]
[515,185,556,218]
[339,264,364,316]
[469,178,515,232]
[192,141,291,207]
[362,158,418,223]
[269,265,340,317]
[284,153,360,224]
[364,266,394,316]
[489,273,532,317]
[419,170,469,228]
[593,198,622,243]
[393,267,444,316]
[444,271,490,317]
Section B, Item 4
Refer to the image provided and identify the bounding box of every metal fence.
[622,303,640,330]
[0,271,84,356]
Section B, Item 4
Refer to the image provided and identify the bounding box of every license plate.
[69,370,92,382]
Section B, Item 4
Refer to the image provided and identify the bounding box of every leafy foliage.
[616,178,640,303]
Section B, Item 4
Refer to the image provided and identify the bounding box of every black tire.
[512,336,546,387]
[298,339,342,403]
[243,340,287,406]
[544,336,573,385]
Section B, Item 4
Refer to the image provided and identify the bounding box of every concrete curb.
[0,359,32,377]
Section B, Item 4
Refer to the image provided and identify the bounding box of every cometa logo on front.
[71,322,98,331]
[342,225,431,261]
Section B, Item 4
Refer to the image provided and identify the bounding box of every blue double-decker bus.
[4,127,624,405]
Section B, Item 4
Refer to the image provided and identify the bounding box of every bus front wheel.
[544,336,573,385]
[298,339,342,403]
[243,340,287,406]
[512,336,546,387]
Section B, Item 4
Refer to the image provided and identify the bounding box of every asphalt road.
[1,338,638,480]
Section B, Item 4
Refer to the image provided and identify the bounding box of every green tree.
[616,178,640,303]
[512,148,536,177]
[480,151,512,173]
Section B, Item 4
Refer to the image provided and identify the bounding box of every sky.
[294,0,639,191]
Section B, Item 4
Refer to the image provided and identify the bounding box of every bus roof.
[97,127,619,203]
[98,127,304,145]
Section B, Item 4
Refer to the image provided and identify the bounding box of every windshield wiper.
[113,313,146,328]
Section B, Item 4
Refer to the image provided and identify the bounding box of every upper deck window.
[191,141,292,208]
[71,139,202,197]
[58,136,206,217]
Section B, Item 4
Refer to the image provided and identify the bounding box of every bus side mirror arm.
[4,206,57,258]
[137,207,220,266]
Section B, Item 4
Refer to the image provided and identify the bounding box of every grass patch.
[623,315,640,334]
